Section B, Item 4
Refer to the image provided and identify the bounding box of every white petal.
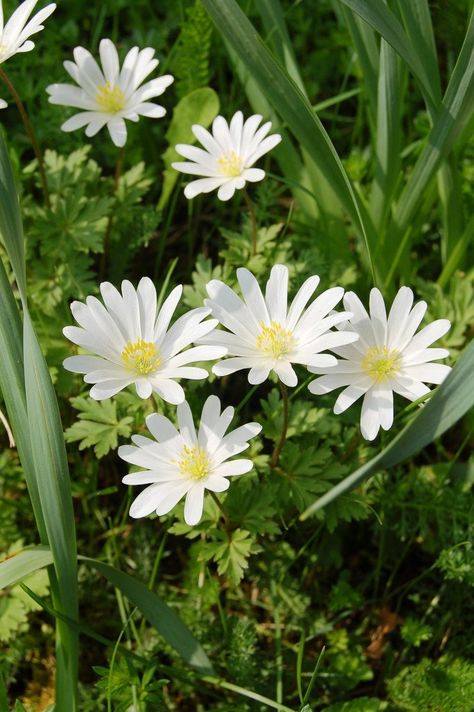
[107,117,127,147]
[369,288,387,344]
[360,390,380,441]
[184,177,226,198]
[333,379,371,414]
[183,486,205,525]
[89,379,132,400]
[146,413,179,443]
[154,284,182,344]
[373,385,394,431]
[205,476,231,492]
[286,275,320,331]
[237,268,270,325]
[386,286,414,349]
[265,264,288,324]
[152,379,185,404]
[401,363,451,384]
[214,459,254,477]
[155,481,191,517]
[62,355,108,373]
[135,379,153,399]
[177,401,198,447]
[403,320,451,355]
[273,360,298,387]
[308,373,354,394]
[248,365,271,384]
[99,38,119,85]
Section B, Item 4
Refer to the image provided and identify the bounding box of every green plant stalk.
[243,189,257,255]
[271,382,289,469]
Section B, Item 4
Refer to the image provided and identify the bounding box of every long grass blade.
[0,546,53,588]
[300,339,474,520]
[369,39,402,231]
[383,9,474,283]
[202,0,378,279]
[0,132,79,710]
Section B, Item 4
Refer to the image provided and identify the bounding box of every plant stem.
[243,189,257,255]
[0,406,15,447]
[209,490,229,527]
[100,146,125,279]
[270,382,289,469]
[0,67,50,208]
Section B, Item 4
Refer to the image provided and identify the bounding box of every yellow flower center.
[178,445,210,481]
[256,321,295,359]
[121,339,160,375]
[217,151,243,177]
[361,346,401,382]
[95,82,125,113]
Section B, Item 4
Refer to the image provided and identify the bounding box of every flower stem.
[0,406,15,448]
[243,189,257,256]
[0,67,50,208]
[209,490,229,527]
[270,382,289,469]
[100,146,125,279]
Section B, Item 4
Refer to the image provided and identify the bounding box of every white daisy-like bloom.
[63,277,226,403]
[200,264,359,386]
[119,395,262,526]
[46,38,174,147]
[171,110,282,201]
[308,287,451,441]
[0,0,56,66]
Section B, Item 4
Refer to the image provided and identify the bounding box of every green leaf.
[199,528,260,584]
[301,339,474,519]
[65,396,133,458]
[0,132,26,295]
[157,87,219,210]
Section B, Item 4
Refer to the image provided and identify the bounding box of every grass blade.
[202,0,378,278]
[369,39,403,231]
[338,0,438,111]
[300,339,474,519]
[0,132,79,709]
[0,546,53,588]
[80,556,214,674]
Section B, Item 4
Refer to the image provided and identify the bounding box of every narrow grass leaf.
[202,0,377,277]
[339,5,379,122]
[301,339,474,519]
[81,556,214,675]
[369,39,402,231]
[0,134,26,296]
[0,546,53,589]
[383,9,474,283]
[338,0,438,111]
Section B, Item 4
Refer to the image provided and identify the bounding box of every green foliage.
[64,396,134,459]
[226,617,258,687]
[387,657,474,711]
[325,699,387,711]
[199,528,262,584]
[400,617,433,648]
[0,543,49,643]
[171,0,214,99]
[94,657,168,712]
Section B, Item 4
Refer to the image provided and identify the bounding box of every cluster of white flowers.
[2,1,452,526]
[63,268,451,524]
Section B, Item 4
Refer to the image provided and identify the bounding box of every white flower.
[200,264,358,386]
[46,38,173,147]
[119,395,261,525]
[0,98,6,109]
[308,287,451,440]
[0,0,55,65]
[171,110,281,201]
[63,277,225,403]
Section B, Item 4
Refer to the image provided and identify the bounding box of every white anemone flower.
[46,38,174,147]
[119,395,262,526]
[0,0,56,66]
[171,110,282,201]
[200,264,359,386]
[63,277,226,403]
[308,287,451,440]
